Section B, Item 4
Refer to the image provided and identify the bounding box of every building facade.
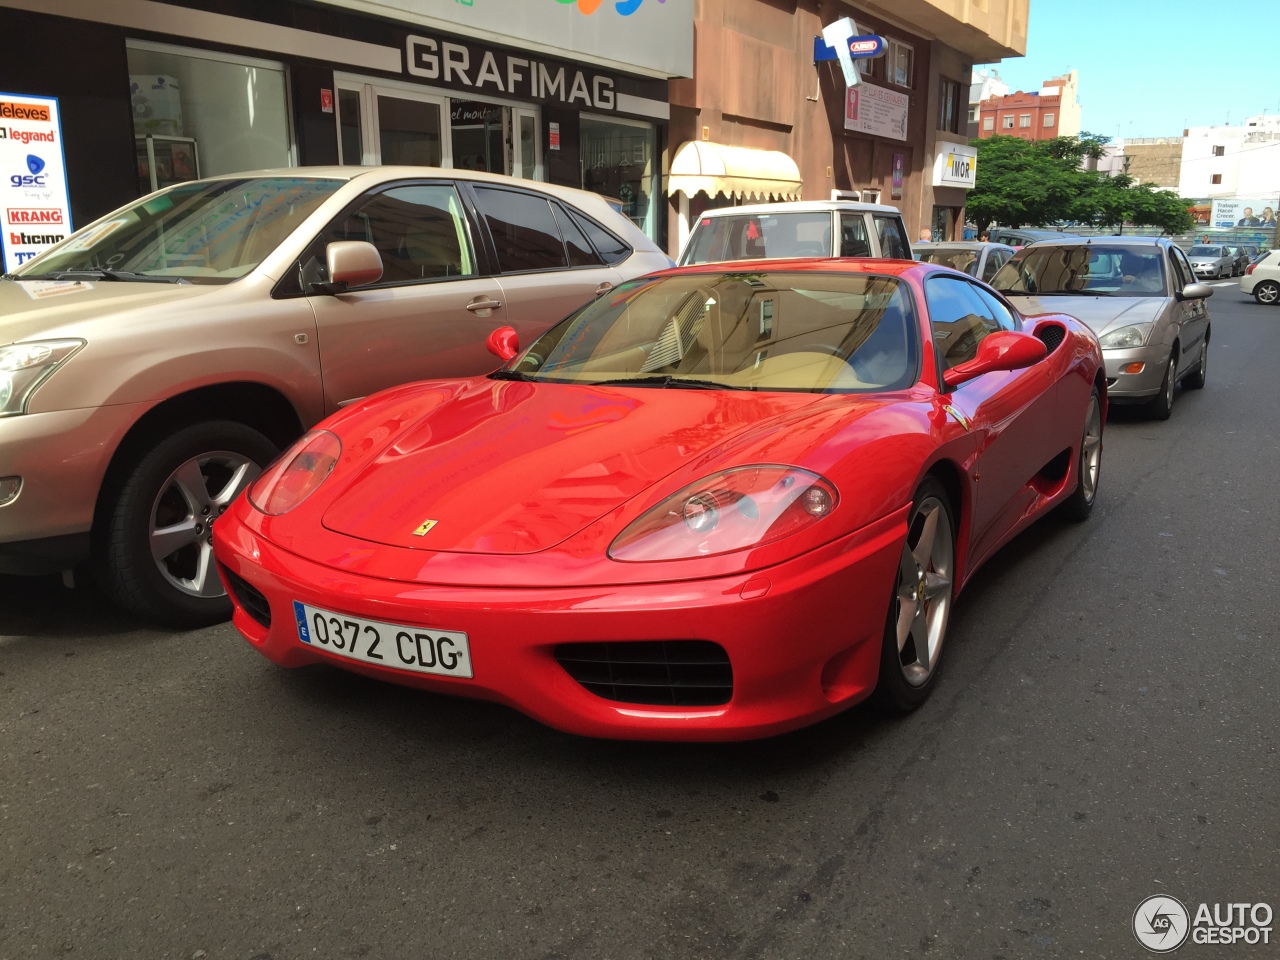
[977,70,1079,142]
[0,0,692,255]
[967,67,1008,138]
[665,0,1027,250]
[1179,114,1280,203]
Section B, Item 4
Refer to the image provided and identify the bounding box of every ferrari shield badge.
[412,518,439,537]
[944,405,972,431]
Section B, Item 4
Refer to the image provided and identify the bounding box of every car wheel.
[1146,353,1177,421]
[1182,339,1208,390]
[1059,387,1102,522]
[874,477,955,712]
[97,420,278,628]
[1255,281,1280,305]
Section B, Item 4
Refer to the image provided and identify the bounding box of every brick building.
[977,70,1080,142]
[666,0,1028,248]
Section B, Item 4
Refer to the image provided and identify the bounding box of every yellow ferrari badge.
[412,519,439,537]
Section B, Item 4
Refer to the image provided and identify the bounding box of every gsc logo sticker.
[10,154,46,188]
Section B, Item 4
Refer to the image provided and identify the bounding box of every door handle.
[595,282,614,296]
[465,297,503,313]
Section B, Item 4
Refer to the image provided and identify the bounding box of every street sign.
[813,34,886,63]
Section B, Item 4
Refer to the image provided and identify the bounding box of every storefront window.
[580,115,657,240]
[127,41,292,194]
[451,101,505,172]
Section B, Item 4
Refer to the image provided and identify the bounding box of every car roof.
[914,241,1013,251]
[1017,235,1169,248]
[993,227,1075,238]
[648,256,927,280]
[696,200,904,216]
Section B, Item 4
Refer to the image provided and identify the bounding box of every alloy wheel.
[149,451,260,598]
[1080,393,1102,503]
[894,497,955,686]
[1258,282,1280,305]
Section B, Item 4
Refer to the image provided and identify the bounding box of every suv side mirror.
[1177,282,1213,301]
[942,330,1047,388]
[315,240,383,294]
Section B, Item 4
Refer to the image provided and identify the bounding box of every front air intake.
[555,640,733,706]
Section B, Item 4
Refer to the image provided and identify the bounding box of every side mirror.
[318,240,383,294]
[942,330,1047,388]
[486,325,520,362]
[1177,282,1213,301]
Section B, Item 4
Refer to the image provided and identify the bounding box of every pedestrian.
[977,231,989,242]
[919,227,932,243]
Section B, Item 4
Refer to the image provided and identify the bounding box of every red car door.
[924,276,1059,566]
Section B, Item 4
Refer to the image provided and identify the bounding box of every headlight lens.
[0,340,84,416]
[1098,323,1152,350]
[608,465,838,562]
[248,430,342,516]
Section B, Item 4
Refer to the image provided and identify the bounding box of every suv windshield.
[993,245,1167,298]
[682,213,832,265]
[498,271,920,393]
[13,177,343,284]
[1189,245,1224,257]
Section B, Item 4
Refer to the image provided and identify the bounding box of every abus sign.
[0,91,72,271]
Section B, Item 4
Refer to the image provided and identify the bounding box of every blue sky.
[979,0,1280,140]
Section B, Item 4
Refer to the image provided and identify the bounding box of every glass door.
[334,77,451,167]
[511,107,543,181]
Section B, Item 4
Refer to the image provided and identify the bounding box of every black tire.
[1182,338,1208,390]
[1059,387,1102,522]
[1145,353,1176,421]
[96,420,278,628]
[874,476,956,713]
[1255,281,1280,306]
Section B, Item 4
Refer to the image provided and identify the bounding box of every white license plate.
[292,601,473,678]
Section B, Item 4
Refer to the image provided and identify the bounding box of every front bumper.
[213,504,908,741]
[1102,344,1171,401]
[1191,264,1225,279]
[0,403,148,572]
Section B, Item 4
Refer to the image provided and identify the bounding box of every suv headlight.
[0,340,85,416]
[1098,324,1152,350]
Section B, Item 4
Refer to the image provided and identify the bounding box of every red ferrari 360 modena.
[213,259,1104,741]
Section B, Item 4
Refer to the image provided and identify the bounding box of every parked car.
[1186,244,1235,280]
[1224,244,1251,277]
[0,167,671,626]
[679,200,911,266]
[992,237,1210,420]
[214,257,1104,740]
[985,227,1075,248]
[913,241,1017,283]
[1240,248,1280,305]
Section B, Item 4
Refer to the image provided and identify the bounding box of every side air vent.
[222,566,272,629]
[1034,322,1066,353]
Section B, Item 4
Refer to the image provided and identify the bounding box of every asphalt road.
[2,286,1277,960]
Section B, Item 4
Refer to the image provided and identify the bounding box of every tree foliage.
[968,133,1193,236]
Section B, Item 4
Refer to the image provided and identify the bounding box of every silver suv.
[679,200,912,265]
[0,167,671,626]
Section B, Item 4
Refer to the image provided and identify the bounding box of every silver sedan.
[913,241,1017,284]
[1187,243,1235,280]
[991,237,1211,420]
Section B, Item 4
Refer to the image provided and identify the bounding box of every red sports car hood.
[321,380,841,555]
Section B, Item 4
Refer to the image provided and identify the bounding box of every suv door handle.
[465,297,503,314]
[595,282,614,296]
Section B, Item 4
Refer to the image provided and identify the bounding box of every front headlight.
[248,430,342,516]
[1098,323,1152,350]
[0,340,85,416]
[608,465,838,562]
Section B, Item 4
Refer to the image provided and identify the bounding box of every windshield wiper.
[21,269,189,284]
[489,369,535,382]
[589,375,753,391]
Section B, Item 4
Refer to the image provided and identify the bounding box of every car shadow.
[0,572,144,638]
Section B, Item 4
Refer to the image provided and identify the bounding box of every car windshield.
[915,246,979,275]
[1189,246,1224,257]
[13,176,343,284]
[992,245,1167,297]
[502,271,920,393]
[682,213,832,265]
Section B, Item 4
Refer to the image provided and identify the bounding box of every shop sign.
[0,92,72,272]
[316,0,694,79]
[844,80,908,142]
[932,142,977,190]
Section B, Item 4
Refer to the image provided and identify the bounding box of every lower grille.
[1106,377,1118,387]
[223,566,272,628]
[555,640,733,706]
